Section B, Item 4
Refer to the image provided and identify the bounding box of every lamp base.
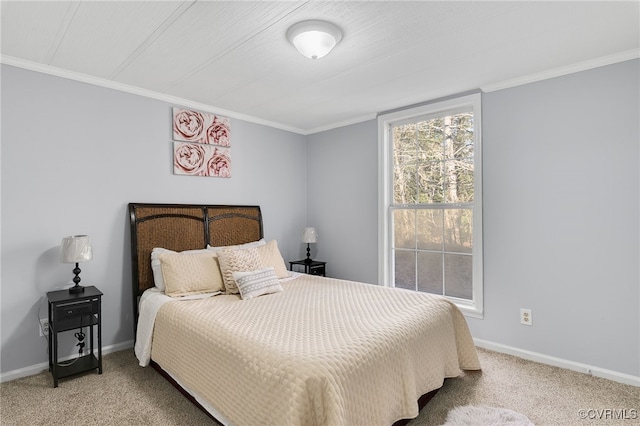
[305,243,313,264]
[69,285,85,294]
[69,263,85,294]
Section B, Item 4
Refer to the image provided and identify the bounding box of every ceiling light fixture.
[286,20,342,60]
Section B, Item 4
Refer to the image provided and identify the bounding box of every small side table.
[289,260,326,277]
[47,285,103,387]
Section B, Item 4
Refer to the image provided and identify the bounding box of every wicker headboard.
[128,203,263,330]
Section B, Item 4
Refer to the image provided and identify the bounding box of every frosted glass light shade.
[287,20,342,59]
[61,235,93,263]
[302,227,318,243]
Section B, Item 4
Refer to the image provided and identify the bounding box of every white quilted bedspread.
[149,275,480,426]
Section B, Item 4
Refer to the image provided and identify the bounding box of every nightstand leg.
[52,329,58,388]
[48,304,52,372]
[97,301,102,374]
[89,324,94,359]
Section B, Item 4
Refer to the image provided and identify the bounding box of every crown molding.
[304,113,378,135]
[481,49,639,93]
[0,55,307,135]
[3,50,637,135]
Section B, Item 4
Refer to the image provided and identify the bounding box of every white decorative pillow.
[159,251,224,297]
[233,267,283,300]
[151,247,210,291]
[256,240,289,278]
[207,238,266,252]
[216,247,262,294]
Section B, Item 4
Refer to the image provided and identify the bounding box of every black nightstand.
[289,260,326,277]
[47,286,102,387]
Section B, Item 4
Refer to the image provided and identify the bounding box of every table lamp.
[302,227,318,264]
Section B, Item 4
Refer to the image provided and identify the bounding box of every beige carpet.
[0,347,637,425]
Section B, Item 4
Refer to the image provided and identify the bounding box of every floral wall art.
[172,107,231,177]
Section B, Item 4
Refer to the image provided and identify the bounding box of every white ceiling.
[1,1,638,134]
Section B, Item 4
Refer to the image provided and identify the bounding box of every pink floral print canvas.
[173,142,231,178]
[172,107,231,178]
[173,107,231,147]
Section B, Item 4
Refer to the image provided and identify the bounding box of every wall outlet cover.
[39,318,49,337]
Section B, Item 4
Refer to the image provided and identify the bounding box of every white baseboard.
[474,338,640,387]
[0,340,133,383]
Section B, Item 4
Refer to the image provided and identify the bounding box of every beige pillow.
[159,252,224,297]
[256,240,289,278]
[217,247,262,294]
[233,267,283,300]
[151,247,210,291]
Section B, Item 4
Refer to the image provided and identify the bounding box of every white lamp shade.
[302,227,318,243]
[287,20,342,59]
[61,235,93,263]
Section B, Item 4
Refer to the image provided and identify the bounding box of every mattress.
[142,274,480,426]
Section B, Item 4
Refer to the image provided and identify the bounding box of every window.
[378,93,483,318]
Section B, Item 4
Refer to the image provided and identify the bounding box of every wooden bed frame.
[128,202,437,425]
[128,203,263,334]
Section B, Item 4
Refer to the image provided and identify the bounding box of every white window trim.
[377,93,483,319]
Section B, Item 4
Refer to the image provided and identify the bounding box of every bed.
[129,203,480,426]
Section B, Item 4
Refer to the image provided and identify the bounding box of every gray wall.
[306,121,379,284]
[1,65,307,374]
[473,59,639,376]
[308,59,639,377]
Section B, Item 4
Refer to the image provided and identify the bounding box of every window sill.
[452,299,484,319]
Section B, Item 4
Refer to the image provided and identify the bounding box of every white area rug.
[442,405,534,426]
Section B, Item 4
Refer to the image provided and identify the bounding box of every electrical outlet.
[39,318,49,337]
[520,308,532,326]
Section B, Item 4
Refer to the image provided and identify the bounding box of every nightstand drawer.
[55,299,98,320]
[289,260,326,277]
[308,265,325,275]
